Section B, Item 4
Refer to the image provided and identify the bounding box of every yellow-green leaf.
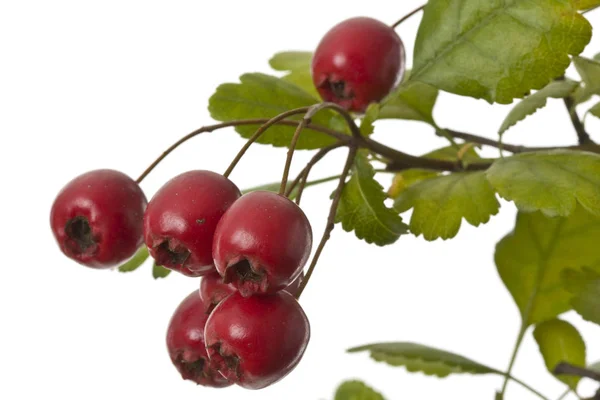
[563,267,600,326]
[118,246,150,273]
[269,51,318,97]
[379,81,439,125]
[334,381,385,400]
[574,0,600,10]
[152,263,171,279]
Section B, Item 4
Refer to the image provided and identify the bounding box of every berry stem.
[391,4,425,29]
[296,144,358,299]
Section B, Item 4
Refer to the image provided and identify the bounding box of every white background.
[2,1,600,399]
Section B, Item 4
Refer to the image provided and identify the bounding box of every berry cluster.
[49,15,404,393]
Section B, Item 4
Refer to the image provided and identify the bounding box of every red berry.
[144,170,241,277]
[50,169,147,269]
[205,291,310,389]
[166,291,232,388]
[311,17,405,112]
[199,270,237,314]
[212,191,312,296]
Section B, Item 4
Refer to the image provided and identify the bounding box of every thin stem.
[554,363,600,383]
[555,389,571,400]
[499,324,528,397]
[563,96,592,145]
[583,4,600,14]
[506,374,550,400]
[444,129,528,154]
[391,4,425,29]
[296,145,358,299]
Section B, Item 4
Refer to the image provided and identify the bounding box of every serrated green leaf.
[336,151,408,246]
[348,343,498,378]
[269,51,318,98]
[152,263,171,279]
[334,381,385,400]
[486,150,600,217]
[496,206,600,325]
[118,246,150,273]
[394,172,500,241]
[574,0,600,10]
[411,0,591,104]
[360,104,380,136]
[586,101,600,119]
[209,73,347,149]
[534,319,586,389]
[379,81,438,125]
[563,267,600,325]
[499,80,579,135]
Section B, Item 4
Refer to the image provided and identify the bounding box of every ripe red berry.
[311,17,405,112]
[166,291,232,388]
[212,191,312,296]
[144,170,241,277]
[50,169,147,269]
[199,270,237,314]
[205,291,310,389]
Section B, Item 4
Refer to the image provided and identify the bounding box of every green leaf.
[563,267,600,325]
[118,246,150,273]
[574,0,600,10]
[586,101,600,119]
[348,343,498,378]
[590,361,600,373]
[379,81,439,125]
[499,80,579,135]
[209,73,346,150]
[394,171,500,241]
[495,206,600,325]
[411,0,591,104]
[486,150,600,218]
[152,263,172,279]
[360,104,380,136]
[334,381,385,400]
[269,51,318,97]
[534,319,586,389]
[573,56,600,99]
[336,151,408,246]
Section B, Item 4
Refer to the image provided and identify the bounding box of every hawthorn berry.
[166,291,232,388]
[50,169,147,269]
[205,291,310,389]
[144,170,241,277]
[311,17,405,112]
[199,270,237,314]
[212,191,312,296]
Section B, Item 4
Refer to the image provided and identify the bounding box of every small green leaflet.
[586,101,600,120]
[335,151,408,246]
[533,319,586,389]
[590,361,600,373]
[573,56,600,103]
[486,150,600,218]
[411,0,591,104]
[378,80,439,125]
[495,206,600,325]
[348,343,498,378]
[118,246,150,272]
[334,380,385,400]
[395,172,500,241]
[563,267,600,325]
[360,104,380,136]
[208,73,347,150]
[152,263,172,279]
[498,80,580,135]
[268,51,318,97]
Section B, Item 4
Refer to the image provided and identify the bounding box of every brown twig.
[563,96,592,145]
[554,362,600,383]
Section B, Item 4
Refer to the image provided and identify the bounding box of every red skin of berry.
[199,270,237,314]
[166,291,232,388]
[311,17,405,113]
[212,191,312,296]
[50,169,147,269]
[144,170,241,277]
[204,291,310,390]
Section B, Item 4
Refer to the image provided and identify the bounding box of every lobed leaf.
[348,342,498,378]
[336,151,408,246]
[118,246,150,273]
[269,51,318,97]
[334,380,385,400]
[563,267,600,326]
[378,81,439,125]
[586,101,600,120]
[486,150,600,218]
[496,206,600,325]
[411,0,591,104]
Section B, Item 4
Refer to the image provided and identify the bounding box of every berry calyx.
[143,170,241,277]
[50,169,147,268]
[311,17,405,112]
[204,291,310,389]
[166,291,232,388]
[212,191,312,296]
[199,271,237,314]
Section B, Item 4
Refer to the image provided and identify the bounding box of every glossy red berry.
[205,291,310,389]
[212,191,312,296]
[199,270,237,314]
[166,291,232,388]
[50,169,147,269]
[311,17,405,112]
[144,170,241,277]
